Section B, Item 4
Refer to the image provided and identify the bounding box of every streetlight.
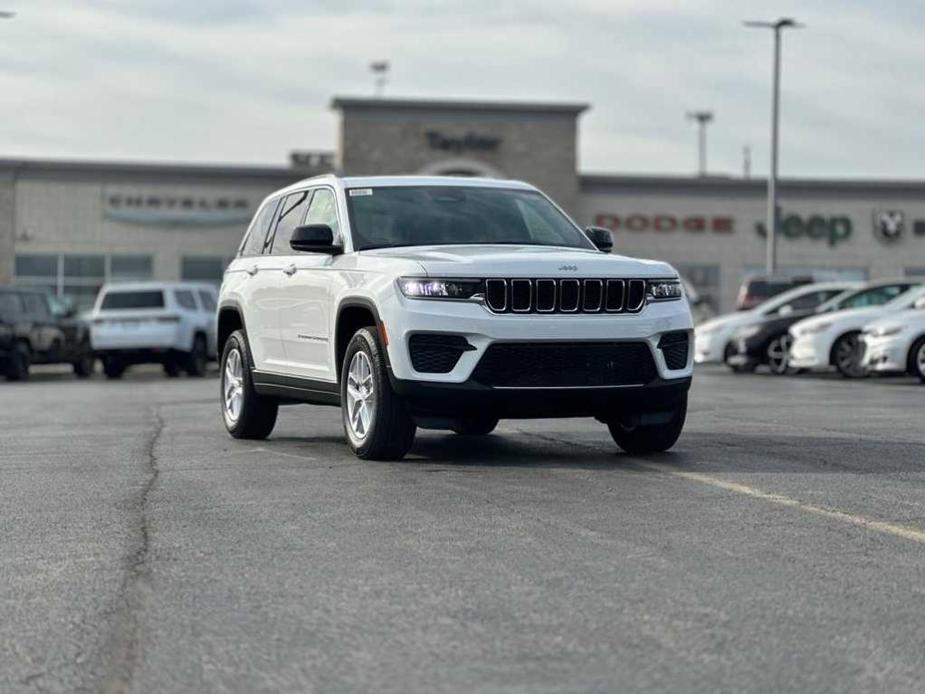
[686,110,713,176]
[744,17,803,275]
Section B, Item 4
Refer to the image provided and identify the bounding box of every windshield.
[100,290,165,310]
[884,285,925,309]
[345,186,592,251]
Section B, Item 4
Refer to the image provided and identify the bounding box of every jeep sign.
[755,213,852,247]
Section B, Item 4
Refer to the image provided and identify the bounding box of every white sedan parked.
[861,295,925,381]
[694,281,859,366]
[789,285,925,377]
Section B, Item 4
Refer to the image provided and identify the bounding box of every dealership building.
[2,96,924,312]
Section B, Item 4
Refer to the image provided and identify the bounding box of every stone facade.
[333,98,587,216]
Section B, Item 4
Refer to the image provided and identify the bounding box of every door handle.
[283,264,297,276]
[245,265,258,277]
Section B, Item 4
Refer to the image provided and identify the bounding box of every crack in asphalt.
[100,406,164,694]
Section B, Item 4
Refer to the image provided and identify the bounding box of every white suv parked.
[90,281,218,378]
[217,176,694,460]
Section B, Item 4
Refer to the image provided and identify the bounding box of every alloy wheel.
[223,347,244,423]
[917,341,925,376]
[835,334,865,377]
[345,350,376,442]
[767,334,793,375]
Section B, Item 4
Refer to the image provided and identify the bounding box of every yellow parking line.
[640,464,925,544]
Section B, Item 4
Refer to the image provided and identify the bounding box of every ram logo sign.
[873,210,904,244]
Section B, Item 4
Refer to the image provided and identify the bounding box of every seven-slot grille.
[483,278,647,314]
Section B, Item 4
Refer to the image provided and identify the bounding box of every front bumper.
[788,332,832,370]
[391,374,692,420]
[382,294,695,383]
[860,334,911,374]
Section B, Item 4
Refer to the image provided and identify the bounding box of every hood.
[864,309,925,332]
[792,305,891,332]
[362,244,675,278]
[695,309,762,334]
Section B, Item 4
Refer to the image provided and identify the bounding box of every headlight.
[797,321,832,336]
[398,277,483,300]
[866,324,904,338]
[646,279,683,301]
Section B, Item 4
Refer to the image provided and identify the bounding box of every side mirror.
[914,297,925,310]
[290,224,342,254]
[584,226,613,253]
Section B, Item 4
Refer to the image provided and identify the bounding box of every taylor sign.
[593,213,734,233]
[104,188,258,227]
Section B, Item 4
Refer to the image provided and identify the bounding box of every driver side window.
[304,188,339,238]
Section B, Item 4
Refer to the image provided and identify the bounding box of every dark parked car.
[0,287,95,381]
[735,274,815,311]
[727,280,920,374]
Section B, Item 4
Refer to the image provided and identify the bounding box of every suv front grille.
[471,342,657,388]
[483,278,647,314]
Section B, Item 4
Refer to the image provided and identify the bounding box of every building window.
[905,267,925,278]
[13,253,154,311]
[674,263,721,312]
[111,255,153,280]
[181,256,228,284]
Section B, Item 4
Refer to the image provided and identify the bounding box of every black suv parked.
[0,287,95,381]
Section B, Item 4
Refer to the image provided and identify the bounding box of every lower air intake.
[471,342,657,388]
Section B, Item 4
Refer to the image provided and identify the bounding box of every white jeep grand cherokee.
[217,175,693,460]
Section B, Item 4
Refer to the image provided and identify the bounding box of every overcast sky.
[1,1,922,179]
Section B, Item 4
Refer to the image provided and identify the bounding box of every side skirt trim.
[252,370,340,406]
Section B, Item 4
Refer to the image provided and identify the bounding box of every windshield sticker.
[348,188,373,197]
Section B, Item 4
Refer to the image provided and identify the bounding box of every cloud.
[0,0,923,178]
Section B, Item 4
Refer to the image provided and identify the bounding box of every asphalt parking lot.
[2,366,924,693]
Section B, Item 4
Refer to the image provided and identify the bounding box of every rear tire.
[832,332,865,378]
[102,357,126,380]
[766,334,795,375]
[72,349,95,378]
[185,334,208,377]
[608,396,687,454]
[909,336,925,383]
[452,415,499,436]
[163,361,181,378]
[341,327,416,460]
[221,329,278,439]
[6,342,31,381]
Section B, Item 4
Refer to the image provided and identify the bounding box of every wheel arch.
[217,303,247,355]
[335,299,387,382]
[907,334,925,375]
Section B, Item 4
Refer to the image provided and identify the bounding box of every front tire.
[452,415,499,436]
[766,334,795,375]
[909,336,925,383]
[608,397,687,454]
[341,327,416,460]
[221,329,278,439]
[6,342,31,381]
[832,332,865,378]
[102,357,125,380]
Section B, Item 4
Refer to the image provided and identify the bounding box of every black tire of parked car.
[908,336,925,383]
[72,345,95,379]
[6,341,31,381]
[766,334,795,376]
[452,415,500,435]
[184,334,208,377]
[102,357,126,380]
[607,396,687,454]
[221,329,279,439]
[341,327,416,460]
[163,361,181,378]
[832,332,866,378]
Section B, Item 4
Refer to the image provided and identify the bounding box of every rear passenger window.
[175,290,198,310]
[270,191,310,255]
[240,199,281,257]
[197,290,217,312]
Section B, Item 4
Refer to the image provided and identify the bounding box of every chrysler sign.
[104,188,258,227]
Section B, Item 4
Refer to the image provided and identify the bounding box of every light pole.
[686,111,713,176]
[745,17,803,275]
[370,61,389,98]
